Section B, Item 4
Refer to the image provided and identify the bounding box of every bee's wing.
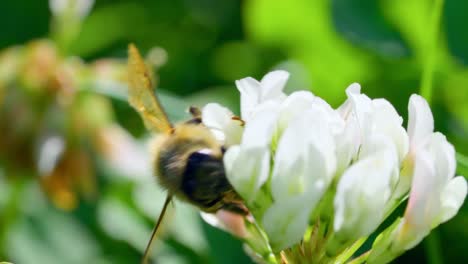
[128,44,172,134]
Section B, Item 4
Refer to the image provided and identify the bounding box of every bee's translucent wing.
[128,44,172,134]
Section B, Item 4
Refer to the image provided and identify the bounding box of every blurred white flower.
[49,0,95,19]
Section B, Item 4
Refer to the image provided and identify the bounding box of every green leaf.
[332,0,409,58]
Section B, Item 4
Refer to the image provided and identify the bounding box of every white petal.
[262,194,312,251]
[334,144,396,240]
[427,133,456,183]
[202,103,231,130]
[346,83,361,95]
[202,103,244,146]
[271,110,336,202]
[335,114,361,174]
[407,94,434,146]
[223,145,241,179]
[440,176,467,223]
[224,145,270,201]
[336,83,361,118]
[372,99,409,162]
[236,77,262,120]
[277,91,316,132]
[348,91,373,143]
[241,102,279,148]
[259,70,289,100]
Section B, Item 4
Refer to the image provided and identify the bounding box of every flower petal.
[200,211,247,238]
[259,70,289,100]
[427,133,456,184]
[271,109,336,202]
[202,103,243,146]
[224,103,279,200]
[403,148,438,231]
[334,137,396,240]
[407,94,434,147]
[440,176,467,223]
[262,194,313,251]
[236,77,262,120]
[372,99,409,162]
[224,145,271,202]
[336,83,361,118]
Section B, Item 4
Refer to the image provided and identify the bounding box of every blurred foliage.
[0,0,467,263]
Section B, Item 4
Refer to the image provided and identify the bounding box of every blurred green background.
[0,0,467,263]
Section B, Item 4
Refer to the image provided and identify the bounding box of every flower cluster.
[201,71,467,263]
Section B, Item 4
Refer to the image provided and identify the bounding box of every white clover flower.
[199,71,466,264]
[331,84,409,245]
[401,96,466,241]
[49,0,95,19]
[368,95,467,264]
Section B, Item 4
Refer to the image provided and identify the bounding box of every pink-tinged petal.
[407,94,434,147]
[440,176,467,223]
[200,211,247,238]
[403,149,438,231]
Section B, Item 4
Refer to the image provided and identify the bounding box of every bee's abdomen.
[181,150,233,212]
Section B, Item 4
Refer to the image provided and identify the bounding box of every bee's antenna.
[142,194,173,264]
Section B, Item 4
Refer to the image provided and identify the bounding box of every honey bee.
[127,44,247,263]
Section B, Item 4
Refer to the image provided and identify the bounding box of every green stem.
[347,251,370,264]
[456,152,468,170]
[420,0,446,262]
[334,237,367,264]
[419,0,444,103]
[424,231,444,264]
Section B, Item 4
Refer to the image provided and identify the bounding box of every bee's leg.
[222,202,249,216]
[189,106,201,118]
[185,106,202,124]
